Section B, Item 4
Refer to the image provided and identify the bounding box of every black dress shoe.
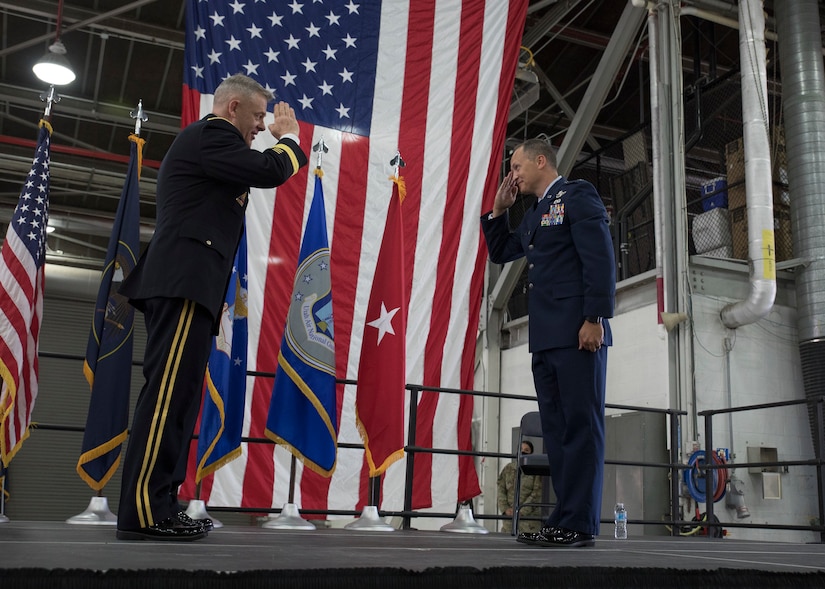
[116,513,207,541]
[177,511,214,532]
[517,526,594,548]
[517,526,557,545]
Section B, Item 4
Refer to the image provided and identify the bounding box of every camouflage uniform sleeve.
[497,463,514,513]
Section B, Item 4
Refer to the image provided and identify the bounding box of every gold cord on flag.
[38,119,53,135]
[389,175,406,204]
[127,134,146,180]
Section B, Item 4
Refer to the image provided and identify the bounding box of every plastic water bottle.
[614,502,628,539]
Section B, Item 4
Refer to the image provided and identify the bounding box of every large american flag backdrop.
[181,0,528,516]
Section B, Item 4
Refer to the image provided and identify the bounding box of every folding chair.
[511,411,554,534]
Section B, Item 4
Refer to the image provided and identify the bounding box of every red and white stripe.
[0,226,44,464]
[184,0,527,517]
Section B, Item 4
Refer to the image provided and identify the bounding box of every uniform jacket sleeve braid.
[200,117,307,188]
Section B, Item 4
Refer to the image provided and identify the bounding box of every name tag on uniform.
[544,203,565,226]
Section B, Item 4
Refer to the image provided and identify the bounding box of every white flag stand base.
[344,505,395,532]
[185,499,223,529]
[66,496,117,525]
[261,503,315,530]
[440,504,489,534]
[0,514,8,524]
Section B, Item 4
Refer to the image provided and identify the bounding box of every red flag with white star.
[355,176,406,477]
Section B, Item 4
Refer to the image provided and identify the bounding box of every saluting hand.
[268,101,300,139]
[491,171,518,218]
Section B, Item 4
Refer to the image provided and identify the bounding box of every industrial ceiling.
[0,0,794,269]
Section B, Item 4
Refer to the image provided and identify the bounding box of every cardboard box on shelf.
[729,205,793,262]
[725,130,788,198]
[724,183,790,210]
[726,138,745,184]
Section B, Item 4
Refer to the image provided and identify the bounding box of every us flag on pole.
[180,0,528,516]
[0,120,51,466]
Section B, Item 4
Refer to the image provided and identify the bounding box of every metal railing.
[14,350,825,538]
[698,396,825,543]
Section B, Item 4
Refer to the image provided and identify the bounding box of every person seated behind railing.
[497,441,543,534]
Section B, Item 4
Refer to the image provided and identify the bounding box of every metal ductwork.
[720,0,775,328]
[775,0,825,458]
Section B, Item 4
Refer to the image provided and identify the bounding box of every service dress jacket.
[120,115,308,325]
[481,176,616,353]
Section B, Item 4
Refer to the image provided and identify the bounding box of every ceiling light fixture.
[32,0,76,86]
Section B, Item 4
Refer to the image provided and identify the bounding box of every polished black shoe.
[517,526,557,546]
[177,511,213,532]
[517,526,594,548]
[116,514,207,541]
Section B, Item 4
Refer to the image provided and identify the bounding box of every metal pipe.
[720,0,776,328]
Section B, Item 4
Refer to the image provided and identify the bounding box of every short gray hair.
[517,138,557,169]
[213,74,273,106]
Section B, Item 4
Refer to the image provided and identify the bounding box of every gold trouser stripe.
[135,300,196,528]
[272,143,300,176]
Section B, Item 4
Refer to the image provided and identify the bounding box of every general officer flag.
[356,175,406,477]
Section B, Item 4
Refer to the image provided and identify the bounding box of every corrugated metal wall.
[3,293,146,521]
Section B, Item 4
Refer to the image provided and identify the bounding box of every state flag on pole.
[0,120,51,466]
[76,134,143,489]
[356,175,406,477]
[266,169,337,476]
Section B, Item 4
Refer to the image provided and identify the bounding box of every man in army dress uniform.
[117,74,308,541]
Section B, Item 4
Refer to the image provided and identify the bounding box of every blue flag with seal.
[265,169,337,476]
[196,229,248,482]
[76,134,143,490]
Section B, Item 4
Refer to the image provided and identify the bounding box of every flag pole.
[346,151,408,533]
[0,466,8,523]
[390,151,405,179]
[365,150,405,511]
[39,85,60,120]
[67,100,149,526]
[130,99,147,137]
[263,139,335,532]
[313,137,328,171]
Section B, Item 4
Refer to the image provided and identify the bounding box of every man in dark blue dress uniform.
[481,138,615,548]
[116,74,308,541]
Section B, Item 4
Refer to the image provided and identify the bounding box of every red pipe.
[0,134,162,169]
